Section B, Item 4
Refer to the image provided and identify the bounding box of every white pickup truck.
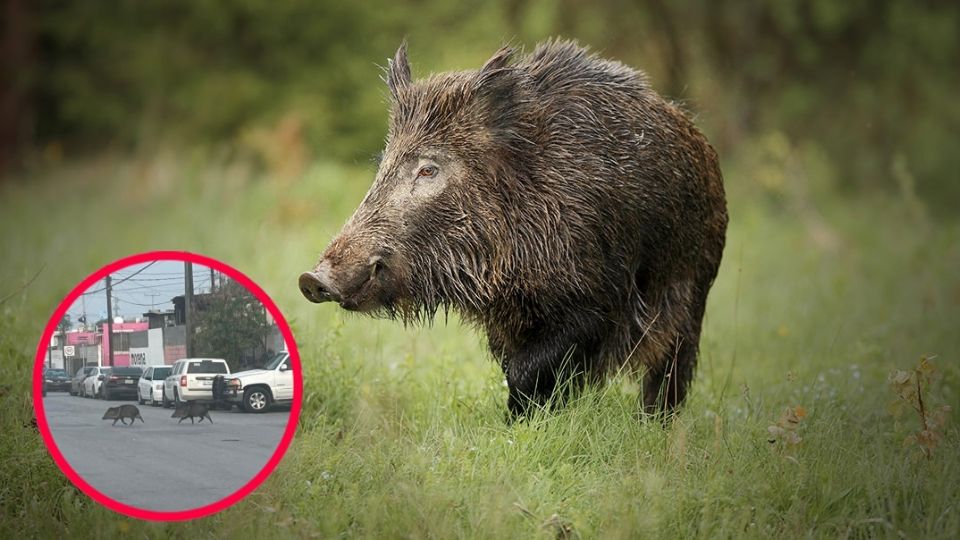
[222,351,294,413]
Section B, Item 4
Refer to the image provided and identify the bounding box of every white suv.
[162,358,230,407]
[223,351,294,413]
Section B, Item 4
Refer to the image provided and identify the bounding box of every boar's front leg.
[500,321,602,418]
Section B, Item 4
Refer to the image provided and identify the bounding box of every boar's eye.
[416,165,438,179]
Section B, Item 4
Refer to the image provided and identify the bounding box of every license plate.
[125,379,133,384]
[201,380,212,386]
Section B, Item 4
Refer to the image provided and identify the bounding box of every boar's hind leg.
[641,321,699,416]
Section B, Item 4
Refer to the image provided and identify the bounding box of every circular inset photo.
[33,251,301,520]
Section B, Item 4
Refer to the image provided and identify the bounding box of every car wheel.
[242,387,271,413]
[174,388,183,405]
[102,387,109,401]
[138,389,145,405]
[162,389,171,408]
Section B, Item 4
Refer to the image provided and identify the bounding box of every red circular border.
[32,251,303,521]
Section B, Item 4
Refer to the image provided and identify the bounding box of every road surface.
[41,391,292,512]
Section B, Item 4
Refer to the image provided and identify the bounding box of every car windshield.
[152,367,172,379]
[46,369,68,377]
[111,368,142,376]
[187,361,228,374]
[263,352,288,371]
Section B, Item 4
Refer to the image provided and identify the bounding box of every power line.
[111,294,174,308]
[120,276,187,282]
[81,261,158,295]
[110,278,209,293]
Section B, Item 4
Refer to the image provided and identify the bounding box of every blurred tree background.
[4,0,959,210]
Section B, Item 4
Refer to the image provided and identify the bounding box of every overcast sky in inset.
[65,261,216,326]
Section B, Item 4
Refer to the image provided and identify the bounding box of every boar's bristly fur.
[102,405,144,426]
[171,401,213,424]
[301,39,728,417]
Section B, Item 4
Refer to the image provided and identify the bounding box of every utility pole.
[105,275,115,367]
[185,262,194,357]
[59,318,67,370]
[210,267,216,293]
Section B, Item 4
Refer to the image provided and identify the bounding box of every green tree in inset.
[192,278,269,372]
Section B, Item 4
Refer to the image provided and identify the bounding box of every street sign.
[64,345,75,357]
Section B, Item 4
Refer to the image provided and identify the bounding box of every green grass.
[1,155,958,538]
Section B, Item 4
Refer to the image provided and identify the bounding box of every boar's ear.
[385,41,412,98]
[476,46,515,87]
[473,46,518,105]
[474,46,529,153]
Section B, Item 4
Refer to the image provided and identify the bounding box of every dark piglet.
[102,405,144,426]
[171,401,213,424]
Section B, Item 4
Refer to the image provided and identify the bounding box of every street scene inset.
[37,256,299,514]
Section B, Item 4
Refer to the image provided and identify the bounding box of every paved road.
[42,391,291,512]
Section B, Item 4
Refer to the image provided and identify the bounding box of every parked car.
[101,366,143,400]
[43,368,71,392]
[222,351,294,413]
[138,365,173,406]
[70,366,97,396]
[162,358,230,407]
[81,366,111,398]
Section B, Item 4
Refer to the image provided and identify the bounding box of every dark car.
[70,366,97,396]
[43,368,71,392]
[101,366,144,400]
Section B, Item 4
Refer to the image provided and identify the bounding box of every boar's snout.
[301,247,393,311]
[299,261,341,304]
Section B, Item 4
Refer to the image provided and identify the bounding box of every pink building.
[100,322,148,367]
[63,322,148,368]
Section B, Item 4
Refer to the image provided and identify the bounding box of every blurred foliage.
[10,0,960,207]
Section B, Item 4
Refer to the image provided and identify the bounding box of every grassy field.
[1,155,958,538]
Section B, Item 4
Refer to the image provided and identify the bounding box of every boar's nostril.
[299,271,340,304]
